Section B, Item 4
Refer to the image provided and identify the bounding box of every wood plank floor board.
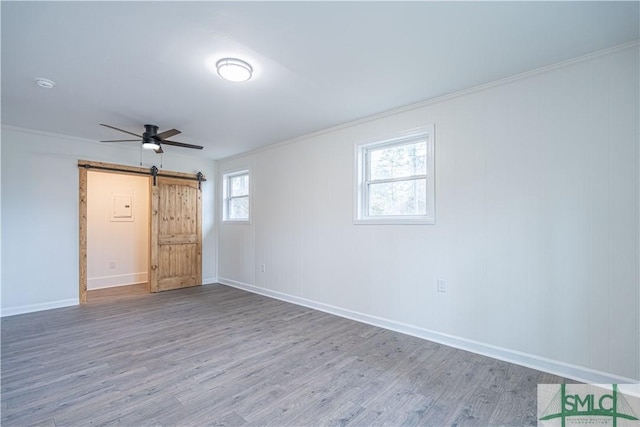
[486,387,532,426]
[53,390,176,427]
[3,384,122,427]
[446,386,501,426]
[2,361,111,403]
[387,391,436,427]
[362,390,429,427]
[152,393,247,427]
[233,384,290,421]
[344,406,384,427]
[87,283,149,305]
[397,397,435,427]
[282,389,363,427]
[322,399,367,427]
[2,284,573,426]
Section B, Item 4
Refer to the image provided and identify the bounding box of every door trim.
[78,160,206,304]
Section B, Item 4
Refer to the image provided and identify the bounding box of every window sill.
[222,220,251,225]
[353,216,435,225]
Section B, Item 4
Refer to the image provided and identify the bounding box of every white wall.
[87,171,149,290]
[0,127,217,315]
[218,45,639,382]
[0,128,3,309]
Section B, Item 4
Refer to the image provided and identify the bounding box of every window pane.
[368,179,426,216]
[369,140,426,180]
[230,174,249,197]
[229,196,249,219]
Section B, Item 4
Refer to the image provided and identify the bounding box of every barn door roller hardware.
[197,172,204,190]
[151,166,159,186]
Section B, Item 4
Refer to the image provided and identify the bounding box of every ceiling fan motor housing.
[144,124,159,140]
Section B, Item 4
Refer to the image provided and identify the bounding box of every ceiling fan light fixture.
[142,141,160,150]
[216,58,253,82]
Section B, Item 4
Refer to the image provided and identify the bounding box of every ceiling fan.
[100,124,203,153]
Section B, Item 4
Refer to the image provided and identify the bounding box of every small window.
[223,170,250,222]
[355,125,435,224]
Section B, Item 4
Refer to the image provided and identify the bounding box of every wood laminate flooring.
[1,284,573,426]
[87,283,150,304]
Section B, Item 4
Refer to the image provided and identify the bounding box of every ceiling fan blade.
[155,128,181,140]
[154,145,164,154]
[100,139,140,143]
[100,124,142,138]
[162,140,204,150]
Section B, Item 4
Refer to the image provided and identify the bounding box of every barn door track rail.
[78,160,206,188]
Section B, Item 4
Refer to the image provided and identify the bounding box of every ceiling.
[2,2,639,160]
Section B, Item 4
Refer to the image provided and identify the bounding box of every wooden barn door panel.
[150,177,202,292]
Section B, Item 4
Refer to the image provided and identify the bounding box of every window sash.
[228,174,249,197]
[228,195,249,220]
[366,140,427,182]
[365,178,428,217]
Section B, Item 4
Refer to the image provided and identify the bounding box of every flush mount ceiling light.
[35,78,55,89]
[216,58,253,82]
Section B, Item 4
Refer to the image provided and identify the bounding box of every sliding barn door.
[150,177,202,292]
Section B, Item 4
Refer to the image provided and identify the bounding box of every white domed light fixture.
[142,141,160,150]
[216,58,253,82]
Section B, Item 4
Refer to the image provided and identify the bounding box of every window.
[223,169,250,222]
[355,125,435,224]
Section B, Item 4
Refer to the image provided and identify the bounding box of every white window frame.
[222,169,251,223]
[354,125,435,225]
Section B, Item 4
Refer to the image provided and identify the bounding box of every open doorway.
[86,170,150,303]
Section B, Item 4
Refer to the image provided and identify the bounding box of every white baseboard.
[1,298,79,317]
[218,277,639,385]
[87,272,147,290]
[1,280,219,317]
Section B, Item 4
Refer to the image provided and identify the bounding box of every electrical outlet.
[437,279,447,293]
[109,261,116,269]
[260,264,266,273]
